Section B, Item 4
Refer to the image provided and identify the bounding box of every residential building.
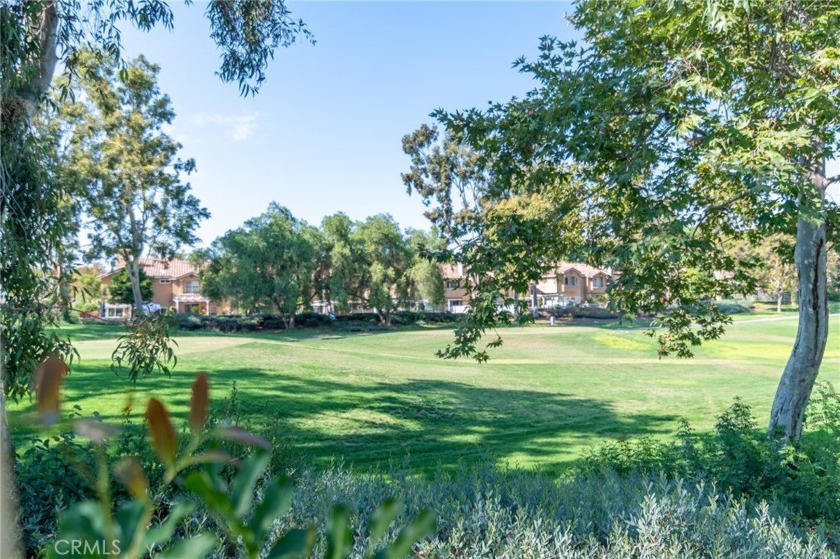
[442,261,613,311]
[99,257,230,317]
[441,263,470,312]
[532,262,612,307]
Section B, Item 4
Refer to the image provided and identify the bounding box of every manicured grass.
[9,315,840,474]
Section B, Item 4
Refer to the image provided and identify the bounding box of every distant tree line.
[197,204,446,326]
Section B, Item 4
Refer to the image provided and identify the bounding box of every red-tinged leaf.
[145,398,179,465]
[35,356,67,424]
[190,373,209,434]
[114,457,148,498]
[73,418,119,443]
[219,427,271,450]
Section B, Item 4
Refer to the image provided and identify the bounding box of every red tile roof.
[101,257,201,279]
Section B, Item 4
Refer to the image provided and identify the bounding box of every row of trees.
[199,205,446,327]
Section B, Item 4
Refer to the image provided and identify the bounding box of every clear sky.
[118,1,577,246]
[119,1,837,247]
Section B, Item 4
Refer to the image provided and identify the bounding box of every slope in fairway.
[10,317,839,474]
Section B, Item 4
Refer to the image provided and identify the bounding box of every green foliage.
[200,203,315,327]
[580,386,840,538]
[30,370,433,559]
[0,72,77,399]
[402,0,840,363]
[171,310,460,333]
[108,269,153,306]
[1,0,310,405]
[111,313,178,382]
[353,215,414,324]
[65,53,209,292]
[714,301,753,315]
[15,406,94,555]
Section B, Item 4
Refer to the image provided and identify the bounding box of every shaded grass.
[9,315,840,475]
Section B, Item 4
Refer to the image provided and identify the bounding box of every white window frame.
[159,278,171,284]
[593,276,604,288]
[184,280,200,294]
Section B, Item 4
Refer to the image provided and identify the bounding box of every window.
[106,306,125,318]
[159,279,171,284]
[209,306,218,315]
[593,276,605,288]
[446,280,460,290]
[564,276,578,286]
[447,298,463,308]
[184,280,200,294]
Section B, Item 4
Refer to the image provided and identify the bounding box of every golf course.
[11,313,839,474]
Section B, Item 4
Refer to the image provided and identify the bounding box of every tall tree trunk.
[776,291,783,313]
[57,252,72,322]
[0,391,21,558]
[768,156,829,440]
[1,6,60,553]
[15,3,59,116]
[128,258,144,317]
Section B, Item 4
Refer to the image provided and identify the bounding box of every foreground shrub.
[251,465,832,558]
[579,385,840,547]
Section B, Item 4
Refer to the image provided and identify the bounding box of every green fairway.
[10,316,840,474]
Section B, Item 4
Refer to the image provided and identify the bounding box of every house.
[532,262,612,307]
[441,263,471,312]
[442,261,613,312]
[99,257,230,317]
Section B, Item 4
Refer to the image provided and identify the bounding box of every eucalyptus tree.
[1,0,310,391]
[403,0,840,440]
[201,204,315,328]
[68,53,209,315]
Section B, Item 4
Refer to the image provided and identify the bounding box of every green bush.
[175,311,461,332]
[15,408,95,555]
[715,300,754,314]
[547,305,621,320]
[579,385,840,546]
[274,466,833,558]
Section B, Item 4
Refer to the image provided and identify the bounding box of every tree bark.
[1,6,60,553]
[768,156,829,440]
[15,2,60,117]
[57,252,72,322]
[128,258,145,317]
[776,291,783,313]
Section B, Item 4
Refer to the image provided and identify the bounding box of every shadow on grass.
[44,364,678,475]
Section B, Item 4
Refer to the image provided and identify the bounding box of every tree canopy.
[109,269,154,306]
[61,53,209,313]
[403,0,840,439]
[201,204,316,328]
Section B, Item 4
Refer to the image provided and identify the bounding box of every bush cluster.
[172,310,461,332]
[579,383,840,546]
[714,300,754,314]
[282,466,833,558]
[542,305,622,320]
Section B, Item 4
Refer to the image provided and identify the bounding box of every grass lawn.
[9,314,840,475]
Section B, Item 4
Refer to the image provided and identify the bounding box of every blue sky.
[119,1,837,247]
[119,1,576,246]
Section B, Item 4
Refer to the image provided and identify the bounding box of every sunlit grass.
[9,314,839,474]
